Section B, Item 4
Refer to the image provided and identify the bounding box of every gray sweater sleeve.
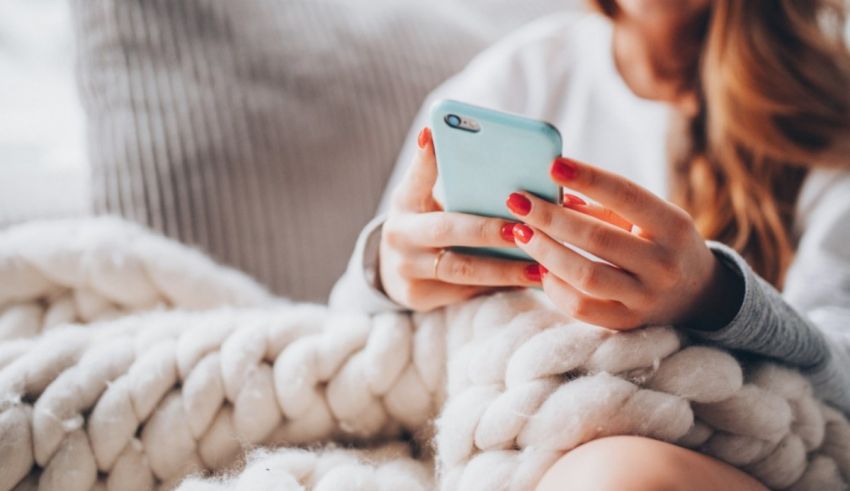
[692,206,850,416]
[689,243,850,414]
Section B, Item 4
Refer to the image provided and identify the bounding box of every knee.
[535,436,686,491]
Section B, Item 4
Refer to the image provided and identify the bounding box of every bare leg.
[535,436,768,491]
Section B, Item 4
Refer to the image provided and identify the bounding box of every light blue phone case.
[430,99,563,261]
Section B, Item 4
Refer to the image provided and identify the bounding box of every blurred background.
[0,0,88,224]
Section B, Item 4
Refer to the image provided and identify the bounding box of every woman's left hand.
[506,157,729,331]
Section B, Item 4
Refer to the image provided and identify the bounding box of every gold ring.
[433,248,448,279]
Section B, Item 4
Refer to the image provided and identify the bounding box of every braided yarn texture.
[0,218,847,491]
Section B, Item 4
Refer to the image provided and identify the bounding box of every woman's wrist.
[678,254,745,332]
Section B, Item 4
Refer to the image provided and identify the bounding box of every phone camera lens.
[445,114,462,128]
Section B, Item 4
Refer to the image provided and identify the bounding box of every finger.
[428,250,542,287]
[563,194,633,231]
[513,223,645,303]
[394,280,491,312]
[507,192,655,274]
[550,157,685,239]
[392,127,440,213]
[540,270,640,330]
[388,212,518,249]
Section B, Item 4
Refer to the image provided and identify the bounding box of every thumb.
[391,127,441,213]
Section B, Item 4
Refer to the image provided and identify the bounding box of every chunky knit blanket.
[1,218,848,491]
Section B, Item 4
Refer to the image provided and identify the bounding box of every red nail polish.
[513,224,534,244]
[525,264,542,282]
[551,157,579,181]
[506,193,532,216]
[539,264,548,278]
[418,127,431,149]
[563,194,586,207]
[500,223,516,243]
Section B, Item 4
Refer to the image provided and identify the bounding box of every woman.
[331,0,850,489]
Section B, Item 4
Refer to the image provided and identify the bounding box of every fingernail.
[513,223,534,244]
[524,264,542,282]
[500,223,516,243]
[563,194,586,207]
[506,193,532,216]
[539,264,549,278]
[551,157,579,181]
[418,127,431,149]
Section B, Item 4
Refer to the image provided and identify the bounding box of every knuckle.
[619,182,643,208]
[585,225,614,251]
[668,209,694,239]
[476,219,496,243]
[632,286,655,306]
[566,296,592,319]
[396,257,418,278]
[382,226,404,249]
[582,167,598,188]
[650,245,671,266]
[656,256,683,287]
[430,218,454,244]
[537,206,555,229]
[575,263,601,291]
[447,255,476,282]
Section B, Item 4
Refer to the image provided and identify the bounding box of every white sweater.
[330,13,850,414]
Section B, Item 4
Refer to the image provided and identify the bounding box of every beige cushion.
[71,0,567,301]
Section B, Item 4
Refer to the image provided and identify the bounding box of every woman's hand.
[506,157,737,330]
[379,128,543,311]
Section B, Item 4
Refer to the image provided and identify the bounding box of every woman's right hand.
[379,127,543,311]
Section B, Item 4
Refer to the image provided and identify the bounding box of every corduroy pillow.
[70,0,568,301]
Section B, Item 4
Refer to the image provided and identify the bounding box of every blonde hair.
[594,0,850,287]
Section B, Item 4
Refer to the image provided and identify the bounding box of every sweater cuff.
[328,215,405,314]
[685,241,829,370]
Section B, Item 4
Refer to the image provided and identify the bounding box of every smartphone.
[429,99,563,261]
